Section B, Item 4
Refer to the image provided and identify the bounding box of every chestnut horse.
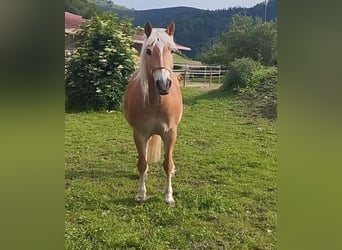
[124,21,183,206]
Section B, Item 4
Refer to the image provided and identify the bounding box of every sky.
[113,0,264,11]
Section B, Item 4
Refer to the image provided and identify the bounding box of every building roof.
[133,33,191,51]
[64,12,191,51]
[65,12,84,34]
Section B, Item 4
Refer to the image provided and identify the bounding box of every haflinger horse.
[124,21,183,206]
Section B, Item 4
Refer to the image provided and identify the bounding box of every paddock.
[65,87,277,249]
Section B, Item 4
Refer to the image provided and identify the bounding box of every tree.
[65,13,137,111]
[65,0,99,18]
[200,14,277,67]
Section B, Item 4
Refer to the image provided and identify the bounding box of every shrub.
[250,66,277,119]
[223,57,263,91]
[232,64,277,119]
[200,14,277,67]
[65,13,137,111]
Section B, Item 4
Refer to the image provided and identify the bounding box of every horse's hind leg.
[133,129,148,202]
[162,128,177,207]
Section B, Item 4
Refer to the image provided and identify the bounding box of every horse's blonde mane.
[135,28,178,103]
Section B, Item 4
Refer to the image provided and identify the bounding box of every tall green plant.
[200,14,277,67]
[65,0,99,18]
[65,13,137,111]
[223,57,263,91]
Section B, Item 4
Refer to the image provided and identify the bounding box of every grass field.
[173,53,202,65]
[65,87,277,249]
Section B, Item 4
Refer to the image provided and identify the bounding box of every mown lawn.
[65,87,277,249]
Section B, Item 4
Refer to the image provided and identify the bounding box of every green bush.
[223,57,263,91]
[252,66,277,118]
[200,14,277,67]
[65,13,137,111]
[232,64,277,119]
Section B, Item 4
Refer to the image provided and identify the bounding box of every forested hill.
[80,0,277,59]
[106,0,277,59]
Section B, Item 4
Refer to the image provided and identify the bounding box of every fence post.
[184,64,189,87]
[210,68,212,87]
[183,68,186,87]
[204,66,207,86]
[218,65,221,84]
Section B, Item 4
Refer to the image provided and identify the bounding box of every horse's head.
[143,21,177,95]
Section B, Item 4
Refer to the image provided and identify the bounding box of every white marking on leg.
[136,168,147,202]
[165,167,175,205]
[171,163,175,177]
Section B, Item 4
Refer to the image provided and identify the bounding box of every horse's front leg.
[162,127,177,207]
[133,129,148,202]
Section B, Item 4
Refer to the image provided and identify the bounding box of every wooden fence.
[173,64,228,87]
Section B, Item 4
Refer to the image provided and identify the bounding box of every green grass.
[173,53,202,65]
[65,88,277,249]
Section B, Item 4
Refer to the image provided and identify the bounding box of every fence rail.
[173,63,227,87]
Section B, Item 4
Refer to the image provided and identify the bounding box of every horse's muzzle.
[156,79,172,95]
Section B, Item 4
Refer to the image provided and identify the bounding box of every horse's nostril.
[167,79,172,88]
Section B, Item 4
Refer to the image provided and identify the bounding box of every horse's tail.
[147,135,161,163]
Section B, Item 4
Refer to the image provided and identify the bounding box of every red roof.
[64,12,191,51]
[65,12,84,33]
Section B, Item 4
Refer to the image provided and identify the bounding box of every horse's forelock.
[142,28,177,55]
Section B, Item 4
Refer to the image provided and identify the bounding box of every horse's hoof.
[167,201,176,207]
[136,199,146,204]
[136,195,147,203]
[166,199,175,207]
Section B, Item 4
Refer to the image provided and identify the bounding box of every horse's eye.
[146,49,152,56]
[171,49,176,54]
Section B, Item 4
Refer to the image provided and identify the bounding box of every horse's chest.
[148,114,169,128]
[139,111,172,134]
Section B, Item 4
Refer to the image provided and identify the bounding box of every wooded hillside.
[109,0,277,59]
[66,0,277,59]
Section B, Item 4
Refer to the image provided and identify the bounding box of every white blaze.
[152,41,171,83]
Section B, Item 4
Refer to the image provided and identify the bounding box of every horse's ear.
[144,22,153,38]
[166,21,175,36]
